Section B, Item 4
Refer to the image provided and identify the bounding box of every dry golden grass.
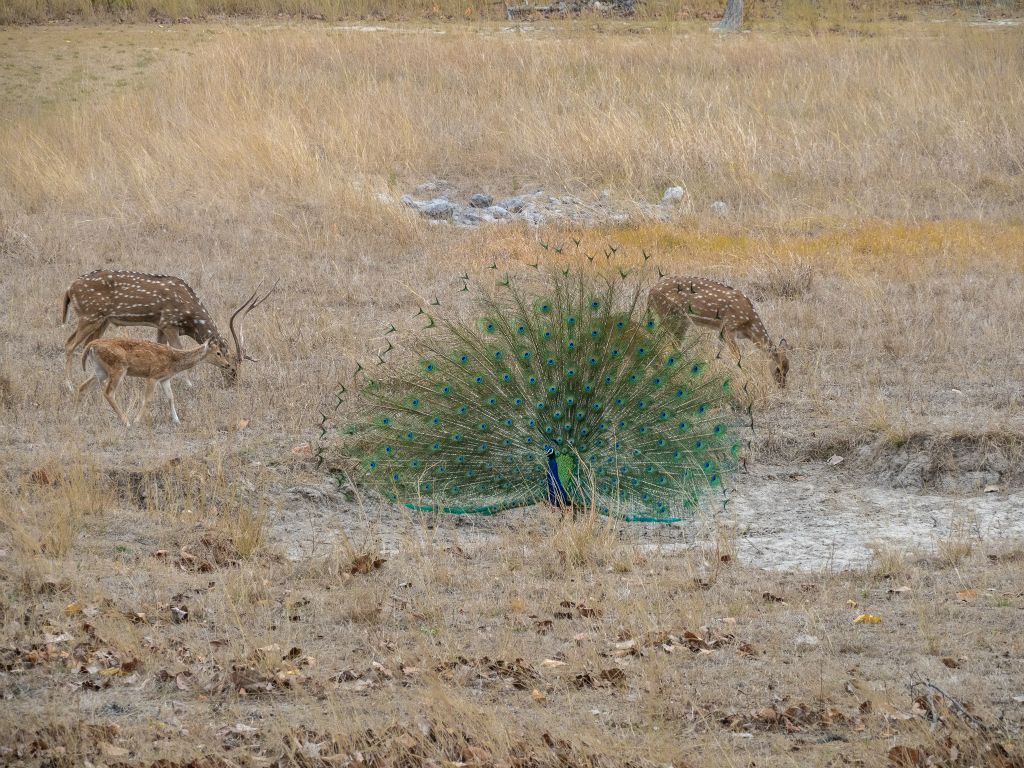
[1,19,1023,767]
[3,0,1013,25]
[3,23,1023,222]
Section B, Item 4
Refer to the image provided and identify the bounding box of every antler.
[229,279,278,364]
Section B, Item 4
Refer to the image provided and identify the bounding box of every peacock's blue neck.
[546,452,570,507]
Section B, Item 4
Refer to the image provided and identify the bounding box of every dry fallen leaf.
[888,745,929,768]
[349,554,386,575]
[531,688,547,702]
[941,657,960,669]
[64,602,82,616]
[290,442,312,456]
[853,614,882,624]
[846,599,858,608]
[956,589,978,601]
[598,668,626,686]
[540,659,567,668]
[397,733,417,750]
[534,619,553,633]
[237,418,250,431]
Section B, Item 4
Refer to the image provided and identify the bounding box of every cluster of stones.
[398,181,731,228]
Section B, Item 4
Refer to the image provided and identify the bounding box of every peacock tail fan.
[330,268,740,522]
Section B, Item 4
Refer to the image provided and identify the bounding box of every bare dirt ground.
[2,17,1024,768]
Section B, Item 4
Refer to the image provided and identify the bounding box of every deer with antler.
[648,276,789,387]
[61,270,274,389]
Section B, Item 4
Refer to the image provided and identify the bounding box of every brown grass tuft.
[748,251,815,300]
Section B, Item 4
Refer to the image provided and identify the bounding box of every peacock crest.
[322,258,741,522]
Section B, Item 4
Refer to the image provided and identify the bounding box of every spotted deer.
[78,338,231,426]
[61,270,274,389]
[648,276,789,387]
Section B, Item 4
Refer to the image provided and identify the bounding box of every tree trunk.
[714,0,744,31]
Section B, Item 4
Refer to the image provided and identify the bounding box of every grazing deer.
[78,338,231,426]
[61,270,274,390]
[648,276,789,387]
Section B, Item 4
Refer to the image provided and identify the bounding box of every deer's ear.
[778,338,789,350]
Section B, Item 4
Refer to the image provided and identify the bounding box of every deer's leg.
[64,320,106,390]
[76,375,96,404]
[103,368,130,426]
[723,328,743,368]
[160,379,180,424]
[715,325,727,359]
[76,349,110,404]
[133,379,158,426]
[64,322,88,386]
[160,327,194,388]
[663,310,690,342]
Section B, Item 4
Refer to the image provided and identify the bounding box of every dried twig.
[909,673,990,733]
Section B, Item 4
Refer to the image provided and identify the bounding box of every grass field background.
[3,0,1021,25]
[1,15,1023,768]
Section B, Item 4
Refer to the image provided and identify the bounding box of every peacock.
[324,265,741,522]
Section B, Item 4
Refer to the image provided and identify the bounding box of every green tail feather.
[329,268,740,522]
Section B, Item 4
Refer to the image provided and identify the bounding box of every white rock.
[661,186,685,204]
[421,198,455,220]
[454,208,487,226]
[794,634,820,650]
[497,196,526,213]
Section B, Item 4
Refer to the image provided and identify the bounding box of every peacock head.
[773,339,790,388]
[544,445,556,457]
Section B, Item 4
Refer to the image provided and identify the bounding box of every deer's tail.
[61,291,72,325]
